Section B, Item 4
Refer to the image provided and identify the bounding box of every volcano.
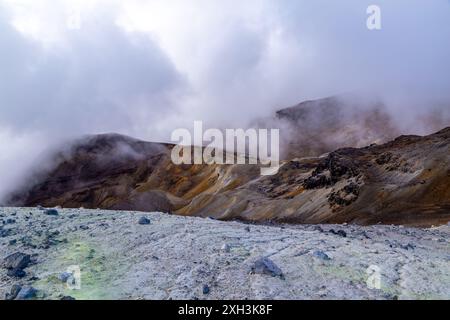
[5,97,450,227]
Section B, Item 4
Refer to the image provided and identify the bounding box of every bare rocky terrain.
[1,207,449,300]
[6,126,450,227]
[2,97,448,300]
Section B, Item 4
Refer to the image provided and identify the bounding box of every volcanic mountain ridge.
[5,97,450,226]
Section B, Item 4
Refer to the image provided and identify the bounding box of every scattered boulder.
[138,217,151,225]
[61,296,76,300]
[3,252,31,278]
[3,252,31,270]
[15,286,37,300]
[5,284,22,300]
[40,230,65,249]
[7,268,26,278]
[44,209,59,216]
[329,229,347,238]
[0,228,13,238]
[202,284,210,295]
[401,243,415,251]
[250,257,284,279]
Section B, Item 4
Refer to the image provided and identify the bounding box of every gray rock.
[7,268,26,278]
[138,217,151,225]
[221,243,231,253]
[330,229,347,237]
[401,243,415,250]
[61,296,76,300]
[312,250,331,261]
[251,257,284,279]
[0,228,12,238]
[3,252,31,270]
[202,284,210,295]
[5,284,22,300]
[15,286,37,300]
[44,209,59,216]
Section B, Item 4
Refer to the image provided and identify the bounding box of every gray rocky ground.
[0,207,449,300]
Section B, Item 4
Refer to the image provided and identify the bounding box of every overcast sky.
[0,0,450,198]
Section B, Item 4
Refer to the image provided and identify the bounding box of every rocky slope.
[1,207,449,300]
[5,126,450,227]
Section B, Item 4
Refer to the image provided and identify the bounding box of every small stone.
[244,226,251,232]
[251,257,284,279]
[221,243,231,253]
[79,225,89,230]
[330,229,347,238]
[6,219,16,224]
[9,239,17,245]
[202,284,210,295]
[44,209,59,216]
[37,205,45,210]
[15,286,37,300]
[138,217,151,225]
[61,296,76,300]
[312,250,331,261]
[401,243,415,250]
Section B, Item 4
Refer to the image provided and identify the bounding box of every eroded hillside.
[5,125,450,226]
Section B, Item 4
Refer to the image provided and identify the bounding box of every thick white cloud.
[0,0,450,199]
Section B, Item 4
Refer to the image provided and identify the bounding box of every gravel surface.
[0,207,449,300]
